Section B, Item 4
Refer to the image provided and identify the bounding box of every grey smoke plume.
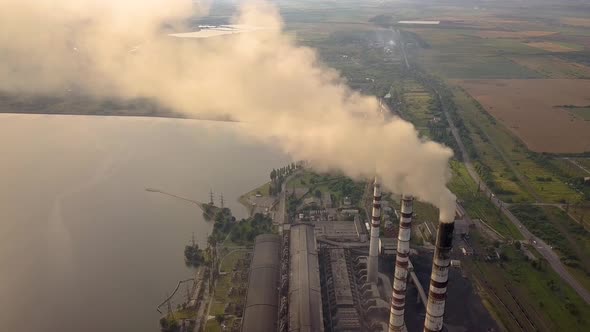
[0,0,457,221]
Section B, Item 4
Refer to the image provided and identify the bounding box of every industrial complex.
[238,175,495,332]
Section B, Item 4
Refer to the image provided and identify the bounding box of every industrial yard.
[234,170,501,332]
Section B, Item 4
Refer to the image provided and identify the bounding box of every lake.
[0,114,289,331]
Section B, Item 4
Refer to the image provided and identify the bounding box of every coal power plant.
[241,179,498,332]
[367,177,382,284]
[424,222,455,332]
[389,195,413,332]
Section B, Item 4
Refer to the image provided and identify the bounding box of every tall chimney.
[389,195,413,332]
[424,222,455,332]
[367,176,381,283]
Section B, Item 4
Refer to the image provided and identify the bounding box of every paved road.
[437,91,590,305]
[274,171,300,229]
[564,157,590,175]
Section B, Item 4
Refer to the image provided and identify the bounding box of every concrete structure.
[421,221,436,243]
[367,177,382,283]
[289,223,324,332]
[424,222,455,332]
[389,195,413,332]
[313,218,365,242]
[379,238,397,256]
[321,248,362,331]
[453,218,470,236]
[242,234,281,332]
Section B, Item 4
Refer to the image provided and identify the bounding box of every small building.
[322,192,333,208]
[341,209,359,215]
[343,196,352,207]
[379,238,397,256]
[460,247,474,256]
[313,219,364,242]
[303,196,321,208]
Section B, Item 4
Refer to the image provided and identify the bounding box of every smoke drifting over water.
[0,0,456,221]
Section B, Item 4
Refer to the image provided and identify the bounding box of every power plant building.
[320,248,363,331]
[289,223,324,332]
[242,234,281,332]
[249,179,466,332]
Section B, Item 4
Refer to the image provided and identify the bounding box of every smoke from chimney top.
[0,0,456,221]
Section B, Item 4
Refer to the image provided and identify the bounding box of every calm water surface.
[0,114,289,332]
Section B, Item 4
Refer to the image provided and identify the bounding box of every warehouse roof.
[242,234,281,332]
[289,223,324,332]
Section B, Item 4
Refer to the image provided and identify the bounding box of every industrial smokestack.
[424,222,455,332]
[389,195,413,332]
[367,176,381,283]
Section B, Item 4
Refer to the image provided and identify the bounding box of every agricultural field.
[454,79,590,154]
[389,79,437,137]
[448,161,522,239]
[464,239,590,332]
[477,30,557,39]
[525,41,581,52]
[574,158,590,170]
[406,28,543,79]
[560,17,590,28]
[510,205,590,290]
[551,158,590,179]
[452,85,584,204]
[509,55,590,78]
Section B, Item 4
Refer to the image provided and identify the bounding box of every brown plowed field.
[478,30,556,39]
[525,42,578,52]
[455,79,590,153]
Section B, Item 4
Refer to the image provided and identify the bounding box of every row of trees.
[269,162,301,195]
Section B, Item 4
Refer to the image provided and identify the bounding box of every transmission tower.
[209,189,214,205]
[220,194,224,209]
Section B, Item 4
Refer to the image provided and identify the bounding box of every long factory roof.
[242,234,281,332]
[289,223,324,332]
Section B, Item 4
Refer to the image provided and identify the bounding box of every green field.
[510,205,590,288]
[407,29,544,79]
[286,169,365,207]
[464,229,590,332]
[451,86,583,204]
[391,79,438,138]
[570,107,590,121]
[205,250,249,332]
[448,161,522,239]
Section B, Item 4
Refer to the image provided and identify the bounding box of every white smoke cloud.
[0,0,456,221]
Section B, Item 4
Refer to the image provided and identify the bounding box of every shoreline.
[0,111,238,123]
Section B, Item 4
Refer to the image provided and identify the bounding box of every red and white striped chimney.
[424,222,455,332]
[389,195,413,332]
[367,176,381,283]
